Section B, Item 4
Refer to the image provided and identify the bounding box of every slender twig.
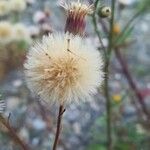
[115,47,150,119]
[52,105,65,150]
[104,0,116,150]
[92,0,106,57]
[92,0,115,149]
[0,115,30,150]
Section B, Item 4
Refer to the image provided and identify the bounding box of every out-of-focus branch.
[0,115,30,150]
[115,47,150,119]
[92,0,106,57]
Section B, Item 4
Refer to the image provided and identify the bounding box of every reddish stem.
[0,115,30,150]
[52,105,65,150]
[115,47,150,119]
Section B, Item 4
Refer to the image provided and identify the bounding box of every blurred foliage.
[86,116,150,150]
[136,0,150,14]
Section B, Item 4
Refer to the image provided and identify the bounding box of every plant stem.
[115,47,150,119]
[92,0,106,57]
[0,115,30,150]
[104,1,116,150]
[52,105,65,150]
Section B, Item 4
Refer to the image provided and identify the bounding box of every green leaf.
[87,144,106,150]
[117,26,134,45]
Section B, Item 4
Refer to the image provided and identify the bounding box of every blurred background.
[0,0,150,150]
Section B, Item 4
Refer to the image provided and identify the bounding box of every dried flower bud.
[60,0,93,36]
[98,6,111,18]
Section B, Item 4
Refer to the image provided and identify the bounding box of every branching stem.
[0,115,30,150]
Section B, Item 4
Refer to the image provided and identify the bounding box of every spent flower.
[0,21,13,44]
[60,0,93,35]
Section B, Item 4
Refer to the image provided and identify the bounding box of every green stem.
[92,0,106,58]
[0,115,30,150]
[104,0,116,150]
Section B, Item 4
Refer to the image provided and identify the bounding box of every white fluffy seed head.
[0,1,10,16]
[12,23,31,43]
[10,0,26,12]
[24,33,104,105]
[0,21,13,44]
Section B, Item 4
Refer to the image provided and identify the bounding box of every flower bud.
[98,6,111,18]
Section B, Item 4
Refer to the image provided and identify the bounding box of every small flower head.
[112,94,122,103]
[12,23,31,43]
[24,33,103,105]
[10,0,27,12]
[60,0,93,35]
[0,21,13,44]
[0,1,10,16]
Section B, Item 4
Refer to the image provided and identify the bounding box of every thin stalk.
[52,105,65,150]
[104,0,116,150]
[92,0,106,57]
[115,48,150,119]
[0,115,30,150]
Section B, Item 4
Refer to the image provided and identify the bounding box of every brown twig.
[115,47,150,119]
[0,115,30,150]
[52,105,65,150]
[37,102,69,150]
